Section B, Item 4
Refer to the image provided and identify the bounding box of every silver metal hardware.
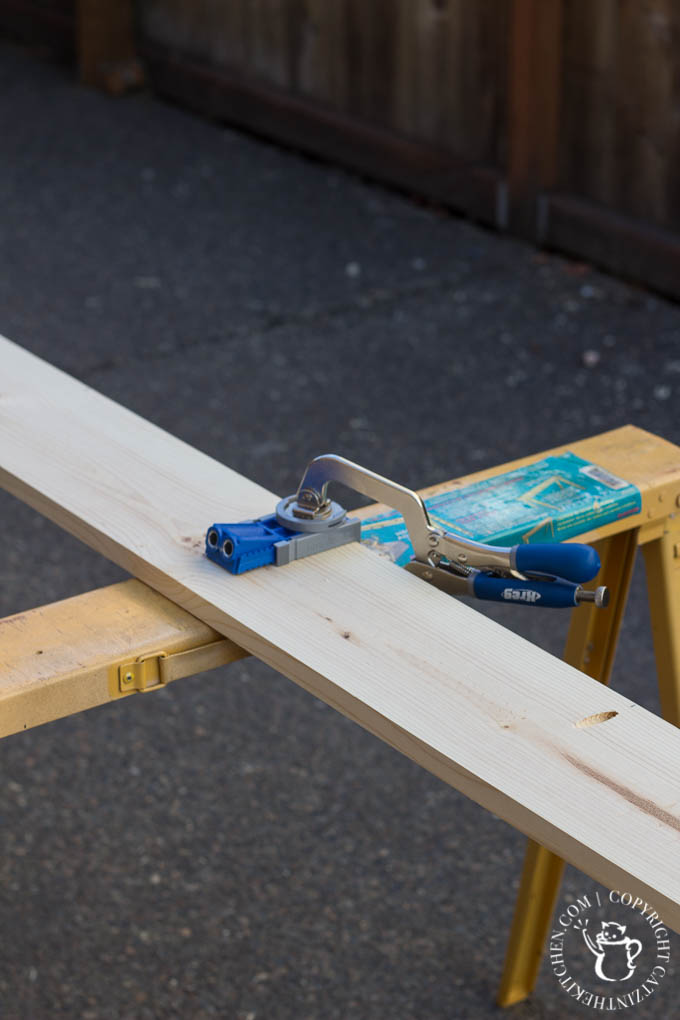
[277,454,608,609]
[276,494,347,533]
[277,454,517,570]
[575,586,609,608]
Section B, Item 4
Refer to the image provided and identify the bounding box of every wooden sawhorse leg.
[496,529,638,1007]
[642,516,680,729]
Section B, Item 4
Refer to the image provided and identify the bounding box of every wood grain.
[4,424,679,737]
[5,423,677,738]
[561,0,680,229]
[2,335,680,929]
[138,0,506,163]
[507,0,563,237]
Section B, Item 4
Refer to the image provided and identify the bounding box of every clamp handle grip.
[473,574,581,609]
[513,542,600,584]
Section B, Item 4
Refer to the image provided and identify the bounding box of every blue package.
[361,452,641,567]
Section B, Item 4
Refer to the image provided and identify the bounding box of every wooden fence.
[3,0,680,298]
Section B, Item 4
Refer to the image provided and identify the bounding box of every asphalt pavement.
[1,39,679,1020]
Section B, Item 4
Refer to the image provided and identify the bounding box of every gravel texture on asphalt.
[1,39,679,1020]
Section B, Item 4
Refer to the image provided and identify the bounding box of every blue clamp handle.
[513,543,600,584]
[473,573,581,609]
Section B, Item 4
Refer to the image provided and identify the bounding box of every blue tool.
[206,454,608,609]
[206,514,361,575]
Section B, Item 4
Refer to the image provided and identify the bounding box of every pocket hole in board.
[575,710,618,729]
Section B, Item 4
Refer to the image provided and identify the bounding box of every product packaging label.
[361,452,642,566]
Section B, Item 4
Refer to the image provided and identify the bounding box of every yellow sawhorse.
[2,424,680,1006]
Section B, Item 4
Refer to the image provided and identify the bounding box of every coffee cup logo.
[549,889,671,1010]
[581,921,642,982]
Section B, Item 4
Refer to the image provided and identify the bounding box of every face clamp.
[274,455,609,610]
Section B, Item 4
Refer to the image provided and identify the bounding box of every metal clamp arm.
[275,453,607,608]
[278,453,437,562]
[279,454,516,571]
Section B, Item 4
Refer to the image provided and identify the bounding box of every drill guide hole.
[222,538,234,558]
[207,529,218,547]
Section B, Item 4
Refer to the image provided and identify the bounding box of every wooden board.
[2,334,680,929]
[0,579,247,738]
[3,423,679,738]
[138,0,507,164]
[507,0,563,237]
[77,0,144,94]
[561,0,680,230]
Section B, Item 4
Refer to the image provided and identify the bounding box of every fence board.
[561,0,680,230]
[5,0,680,292]
[138,0,507,164]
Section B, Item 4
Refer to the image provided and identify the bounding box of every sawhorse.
[2,423,680,1006]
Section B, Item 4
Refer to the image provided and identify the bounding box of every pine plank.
[4,424,678,737]
[4,424,677,738]
[2,335,680,929]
